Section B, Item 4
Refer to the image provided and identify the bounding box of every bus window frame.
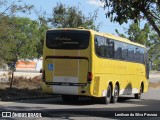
[94,35,147,65]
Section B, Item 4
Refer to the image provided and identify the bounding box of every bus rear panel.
[42,29,92,96]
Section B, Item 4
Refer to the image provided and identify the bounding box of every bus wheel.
[111,85,119,103]
[62,95,79,102]
[134,86,142,99]
[105,85,112,104]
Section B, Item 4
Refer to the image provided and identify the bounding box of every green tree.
[148,32,160,69]
[49,3,100,31]
[0,0,34,66]
[116,23,150,45]
[36,12,49,57]
[0,0,46,88]
[127,23,150,45]
[0,15,11,67]
[0,0,33,16]
[0,17,39,68]
[0,17,40,87]
[102,0,160,37]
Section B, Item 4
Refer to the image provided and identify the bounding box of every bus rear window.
[46,30,90,49]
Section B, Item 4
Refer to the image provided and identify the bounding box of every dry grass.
[13,76,42,89]
[0,76,49,101]
[149,81,160,88]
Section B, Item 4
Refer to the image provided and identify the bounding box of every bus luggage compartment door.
[44,57,88,95]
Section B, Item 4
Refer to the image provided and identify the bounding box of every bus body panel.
[42,28,149,99]
[91,33,148,97]
[92,56,140,97]
[44,58,88,95]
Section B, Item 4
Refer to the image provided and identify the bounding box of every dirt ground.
[0,76,52,101]
[149,81,160,88]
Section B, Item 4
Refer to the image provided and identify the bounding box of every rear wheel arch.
[108,82,113,93]
[106,81,113,94]
[134,81,144,99]
[141,81,144,93]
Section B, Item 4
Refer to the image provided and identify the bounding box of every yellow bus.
[42,28,149,104]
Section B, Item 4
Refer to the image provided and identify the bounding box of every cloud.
[86,0,105,7]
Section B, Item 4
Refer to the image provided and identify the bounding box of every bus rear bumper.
[42,82,91,96]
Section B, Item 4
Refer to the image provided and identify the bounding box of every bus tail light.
[87,72,92,82]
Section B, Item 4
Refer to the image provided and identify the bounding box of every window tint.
[107,39,114,58]
[95,36,114,58]
[95,36,107,57]
[122,43,128,60]
[114,41,123,59]
[135,47,144,63]
[46,30,90,49]
[94,35,146,64]
[127,44,136,61]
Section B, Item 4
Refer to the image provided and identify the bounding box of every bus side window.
[107,39,114,58]
[95,36,111,58]
[95,36,106,57]
[95,38,101,56]
[114,41,122,59]
[127,45,135,62]
[122,43,128,60]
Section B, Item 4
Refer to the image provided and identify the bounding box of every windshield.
[46,30,90,49]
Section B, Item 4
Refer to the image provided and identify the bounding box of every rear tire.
[105,85,112,104]
[111,85,119,103]
[134,85,142,99]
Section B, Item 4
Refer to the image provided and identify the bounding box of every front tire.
[111,85,119,103]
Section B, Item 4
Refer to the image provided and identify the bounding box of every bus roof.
[47,28,146,49]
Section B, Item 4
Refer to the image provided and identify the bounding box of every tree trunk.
[142,9,160,37]
[9,71,14,89]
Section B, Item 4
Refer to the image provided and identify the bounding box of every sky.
[5,0,131,35]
